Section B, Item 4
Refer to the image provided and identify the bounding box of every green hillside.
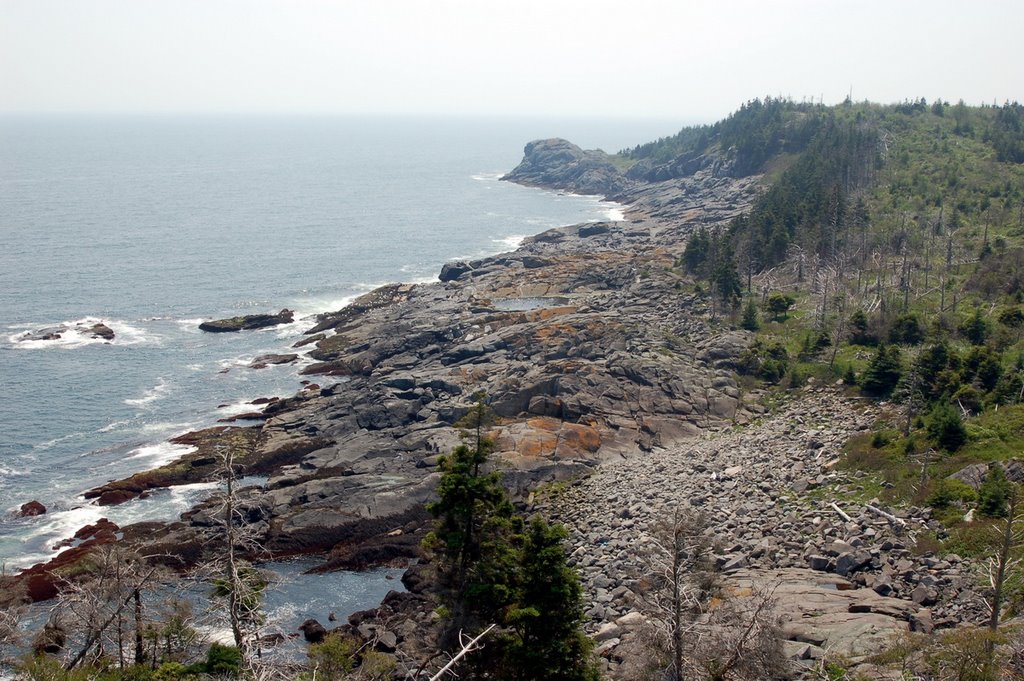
[662,96,1024,550]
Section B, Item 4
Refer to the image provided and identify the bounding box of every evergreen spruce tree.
[713,253,742,309]
[425,394,598,679]
[848,309,877,346]
[962,307,989,345]
[425,396,519,643]
[766,293,796,321]
[860,344,903,397]
[741,299,760,331]
[979,464,1014,518]
[927,401,968,452]
[502,518,598,681]
[682,227,711,273]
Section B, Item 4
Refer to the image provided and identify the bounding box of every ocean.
[0,114,674,625]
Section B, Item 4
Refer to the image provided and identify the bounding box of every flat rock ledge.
[199,308,294,332]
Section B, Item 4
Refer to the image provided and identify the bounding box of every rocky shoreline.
[8,138,990,674]
[68,138,763,568]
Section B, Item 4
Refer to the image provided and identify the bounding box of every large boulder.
[730,568,929,664]
[86,323,115,340]
[439,260,474,282]
[299,619,327,643]
[19,500,47,517]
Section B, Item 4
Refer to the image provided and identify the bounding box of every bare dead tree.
[427,624,496,681]
[696,584,786,681]
[57,546,163,671]
[986,486,1024,639]
[0,567,28,648]
[639,506,715,681]
[197,443,270,669]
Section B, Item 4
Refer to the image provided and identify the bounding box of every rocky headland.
[8,138,992,675]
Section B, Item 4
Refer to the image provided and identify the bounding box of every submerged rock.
[199,309,294,332]
[18,326,67,341]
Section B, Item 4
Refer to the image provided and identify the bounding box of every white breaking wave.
[7,317,160,349]
[604,205,627,221]
[102,481,220,527]
[124,441,196,464]
[138,421,203,436]
[97,419,131,433]
[217,399,273,417]
[217,354,256,370]
[124,377,171,407]
[3,504,106,570]
[174,317,207,331]
[493,234,528,251]
[4,480,219,571]
[32,431,86,452]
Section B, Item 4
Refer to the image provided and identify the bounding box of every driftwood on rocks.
[865,503,907,528]
[829,502,852,523]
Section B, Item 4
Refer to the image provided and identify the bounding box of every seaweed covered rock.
[199,309,294,332]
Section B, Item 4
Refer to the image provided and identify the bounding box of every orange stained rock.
[494,417,602,459]
[523,306,577,322]
[533,323,576,341]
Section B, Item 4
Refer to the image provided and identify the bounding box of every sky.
[1,0,1022,123]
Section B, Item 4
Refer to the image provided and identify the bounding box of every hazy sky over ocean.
[1,0,1022,122]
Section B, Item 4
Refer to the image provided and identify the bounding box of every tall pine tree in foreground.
[425,395,597,680]
[503,518,599,681]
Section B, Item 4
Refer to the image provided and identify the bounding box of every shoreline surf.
[2,189,629,574]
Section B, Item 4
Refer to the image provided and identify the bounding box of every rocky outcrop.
[199,309,294,332]
[625,149,736,183]
[19,500,47,517]
[87,322,115,340]
[84,425,331,506]
[736,568,930,664]
[10,519,120,601]
[949,458,1024,488]
[501,138,630,196]
[14,321,115,343]
[249,353,298,369]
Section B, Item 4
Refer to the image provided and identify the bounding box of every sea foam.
[124,377,171,407]
[124,442,196,464]
[7,317,159,349]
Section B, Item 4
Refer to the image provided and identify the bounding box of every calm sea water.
[0,114,674,617]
